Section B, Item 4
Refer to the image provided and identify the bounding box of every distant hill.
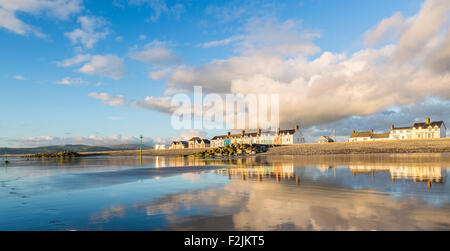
[1,144,153,155]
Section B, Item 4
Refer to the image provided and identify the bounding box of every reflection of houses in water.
[154,156,211,168]
[390,167,444,183]
[216,161,298,183]
[315,164,334,173]
[349,165,446,183]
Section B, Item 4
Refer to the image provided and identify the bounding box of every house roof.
[371,133,390,139]
[202,139,211,144]
[350,131,372,138]
[279,129,295,135]
[189,137,202,142]
[413,121,444,129]
[211,135,227,140]
[392,126,411,130]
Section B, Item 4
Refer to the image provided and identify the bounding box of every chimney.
[257,128,261,135]
[391,124,394,130]
[352,130,355,134]
[295,125,299,131]
[426,117,430,124]
[241,130,245,136]
[370,129,373,135]
[227,132,231,137]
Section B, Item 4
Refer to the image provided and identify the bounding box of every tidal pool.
[1,153,450,230]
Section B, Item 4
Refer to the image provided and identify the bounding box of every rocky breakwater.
[24,151,81,158]
[192,144,269,158]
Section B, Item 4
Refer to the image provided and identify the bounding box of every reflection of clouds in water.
[181,171,206,182]
[144,180,450,230]
[90,205,126,223]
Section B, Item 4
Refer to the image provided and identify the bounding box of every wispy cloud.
[57,77,88,86]
[78,55,126,79]
[197,35,245,48]
[129,40,183,67]
[14,75,26,80]
[88,92,127,107]
[65,15,110,49]
[127,0,185,22]
[0,0,83,36]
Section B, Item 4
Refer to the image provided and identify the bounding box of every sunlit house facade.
[349,117,447,142]
[210,125,305,147]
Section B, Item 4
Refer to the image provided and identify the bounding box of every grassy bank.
[263,138,450,155]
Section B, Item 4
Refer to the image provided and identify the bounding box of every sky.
[1,0,449,147]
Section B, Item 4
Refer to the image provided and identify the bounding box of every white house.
[169,141,188,149]
[154,144,167,150]
[349,117,446,142]
[210,125,305,147]
[389,118,446,140]
[317,136,334,143]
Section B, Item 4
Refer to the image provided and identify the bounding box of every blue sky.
[1,0,449,147]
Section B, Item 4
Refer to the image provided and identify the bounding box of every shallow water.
[1,153,450,230]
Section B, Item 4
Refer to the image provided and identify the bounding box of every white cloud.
[90,0,450,134]
[139,34,146,40]
[65,15,109,49]
[364,12,407,47]
[88,92,127,107]
[0,0,83,36]
[14,75,26,80]
[56,53,91,67]
[78,55,126,79]
[57,77,88,86]
[130,96,174,114]
[156,1,450,128]
[127,0,185,22]
[149,67,173,80]
[198,35,245,48]
[130,40,183,67]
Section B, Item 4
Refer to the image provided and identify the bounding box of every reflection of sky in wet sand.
[1,153,450,230]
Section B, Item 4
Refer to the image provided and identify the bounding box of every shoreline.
[2,138,450,158]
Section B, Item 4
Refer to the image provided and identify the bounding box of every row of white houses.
[164,125,305,149]
[349,117,447,142]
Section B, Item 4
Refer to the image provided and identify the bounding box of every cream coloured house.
[389,118,446,140]
[349,117,446,142]
[210,125,305,147]
[154,144,167,150]
[169,141,188,149]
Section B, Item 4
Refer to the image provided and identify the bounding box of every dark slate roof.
[189,137,202,142]
[391,126,411,130]
[202,139,211,144]
[211,135,227,140]
[279,129,295,135]
[412,121,444,129]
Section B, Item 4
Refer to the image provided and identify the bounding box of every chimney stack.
[295,125,299,131]
[426,117,430,124]
[370,129,373,135]
[241,130,245,136]
[227,132,231,137]
[257,129,261,135]
[391,124,394,130]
